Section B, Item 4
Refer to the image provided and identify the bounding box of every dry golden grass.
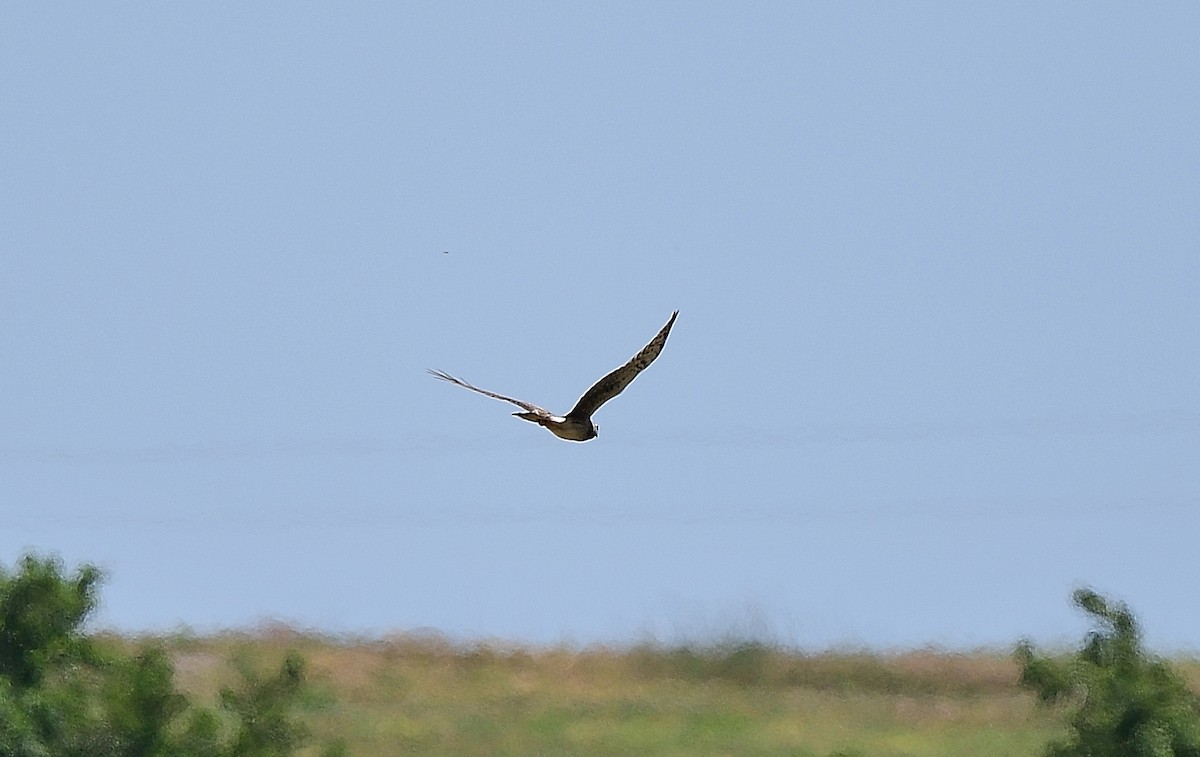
[82,628,1101,756]
[89,629,1191,755]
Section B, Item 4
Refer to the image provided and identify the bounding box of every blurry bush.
[0,553,339,757]
[1017,588,1200,757]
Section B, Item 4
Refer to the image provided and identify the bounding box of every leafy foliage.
[0,553,330,757]
[220,652,310,756]
[1016,588,1200,757]
[0,554,100,690]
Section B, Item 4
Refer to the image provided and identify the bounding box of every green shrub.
[0,554,100,690]
[220,652,310,756]
[1016,588,1200,757]
[0,553,334,757]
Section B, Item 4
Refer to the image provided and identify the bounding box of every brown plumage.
[429,311,678,442]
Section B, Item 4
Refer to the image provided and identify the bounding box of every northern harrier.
[429,311,678,442]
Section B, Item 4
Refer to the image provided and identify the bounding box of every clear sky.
[3,5,1198,650]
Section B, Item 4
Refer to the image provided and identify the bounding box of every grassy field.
[99,628,1200,756]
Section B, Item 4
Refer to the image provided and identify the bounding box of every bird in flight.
[429,311,678,442]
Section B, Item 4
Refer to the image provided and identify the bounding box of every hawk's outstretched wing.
[427,370,552,417]
[565,310,678,421]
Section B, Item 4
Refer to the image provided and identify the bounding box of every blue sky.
[2,4,1198,650]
